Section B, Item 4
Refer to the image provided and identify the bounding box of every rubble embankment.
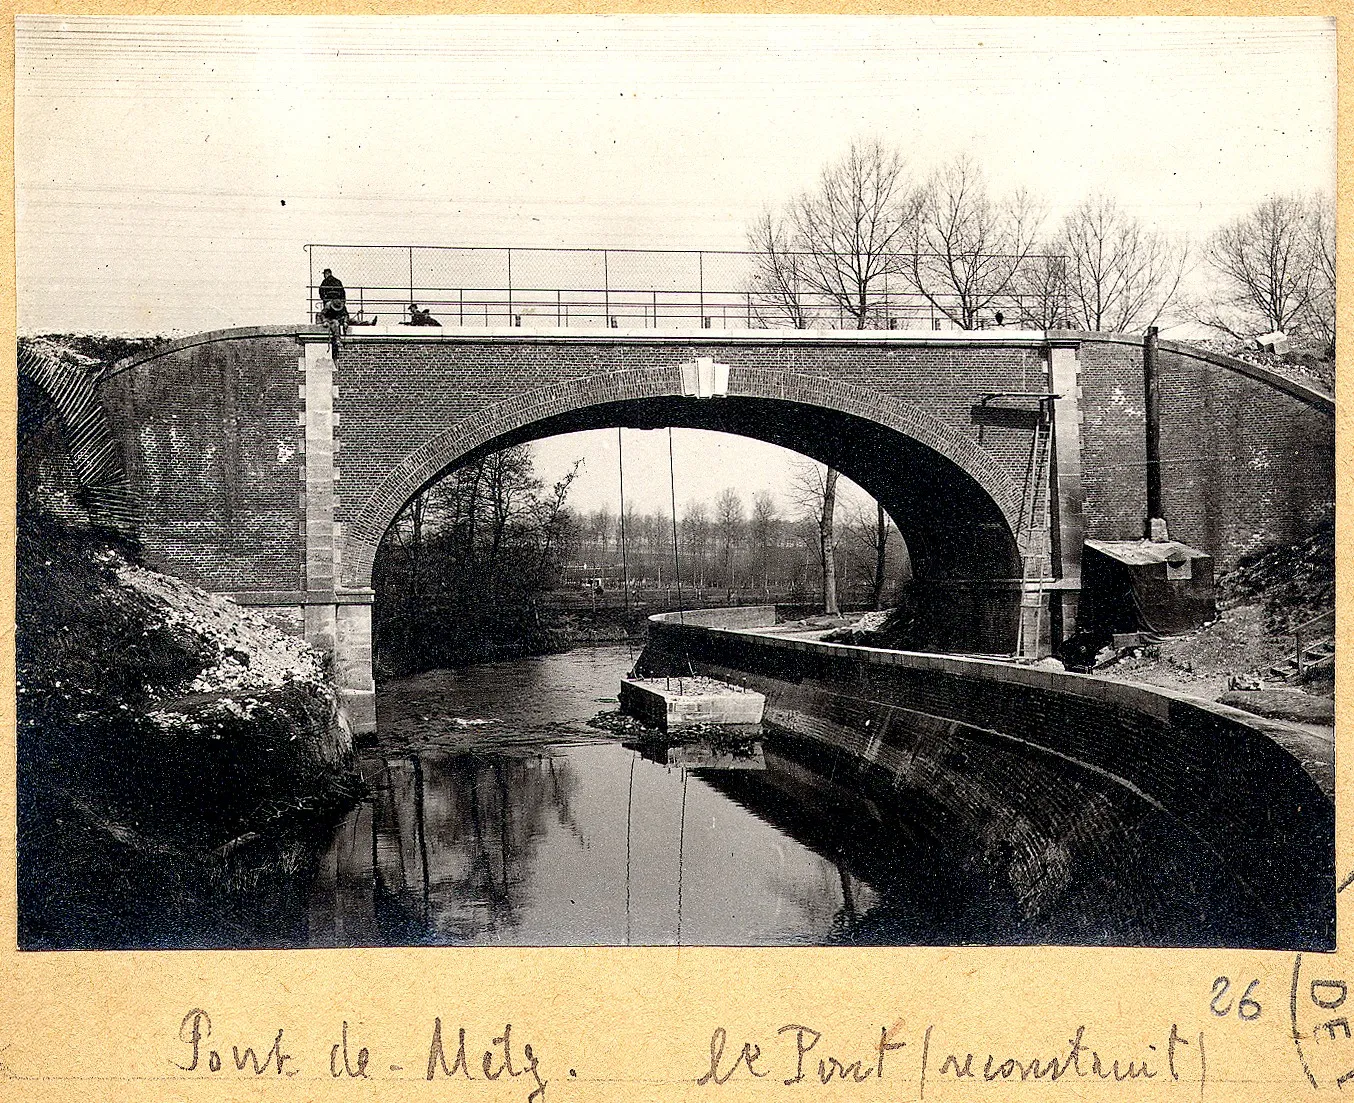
[17,511,361,947]
[1092,512,1334,718]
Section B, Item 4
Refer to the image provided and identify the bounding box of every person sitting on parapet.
[406,303,441,327]
[318,268,348,324]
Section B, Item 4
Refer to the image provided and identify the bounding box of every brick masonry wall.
[333,338,1046,507]
[640,610,1334,949]
[1077,336,1334,568]
[332,335,1048,584]
[95,328,1333,597]
[99,332,304,591]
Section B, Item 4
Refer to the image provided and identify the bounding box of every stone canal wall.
[638,608,1334,949]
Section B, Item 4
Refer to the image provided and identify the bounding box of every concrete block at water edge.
[620,677,766,730]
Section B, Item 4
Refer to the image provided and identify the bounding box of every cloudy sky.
[16,15,1336,514]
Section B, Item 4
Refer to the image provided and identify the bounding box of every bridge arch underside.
[367,397,1024,654]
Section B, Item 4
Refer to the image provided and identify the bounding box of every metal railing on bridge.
[305,244,1064,332]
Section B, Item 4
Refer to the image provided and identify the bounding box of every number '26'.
[1211,976,1262,1021]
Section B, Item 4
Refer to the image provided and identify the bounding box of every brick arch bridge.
[344,364,1027,589]
[98,326,1334,731]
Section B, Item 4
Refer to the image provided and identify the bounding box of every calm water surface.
[301,645,1268,948]
[23,645,1278,949]
[309,647,882,946]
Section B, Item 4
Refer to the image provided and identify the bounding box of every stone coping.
[325,325,1056,348]
[647,607,1321,764]
[1051,330,1333,414]
[107,325,327,377]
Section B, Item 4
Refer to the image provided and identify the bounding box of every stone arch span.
[345,366,1028,610]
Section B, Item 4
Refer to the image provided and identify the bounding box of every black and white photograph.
[15,15,1337,952]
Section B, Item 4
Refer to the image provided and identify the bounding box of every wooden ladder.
[1014,403,1054,658]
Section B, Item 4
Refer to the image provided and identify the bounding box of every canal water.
[23,645,1274,949]
[298,645,1267,949]
[308,646,881,947]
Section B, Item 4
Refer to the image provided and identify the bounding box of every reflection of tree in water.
[355,750,583,943]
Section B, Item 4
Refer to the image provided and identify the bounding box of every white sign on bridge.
[679,356,730,398]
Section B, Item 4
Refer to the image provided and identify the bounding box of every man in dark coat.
[406,303,441,327]
[318,268,347,323]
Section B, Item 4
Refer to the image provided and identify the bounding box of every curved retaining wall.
[638,607,1334,949]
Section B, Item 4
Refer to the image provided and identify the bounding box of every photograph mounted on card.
[12,14,1335,965]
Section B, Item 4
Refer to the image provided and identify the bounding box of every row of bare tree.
[747,139,1335,615]
[748,138,1335,347]
[574,467,905,610]
[376,442,903,673]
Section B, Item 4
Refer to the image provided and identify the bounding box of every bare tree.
[1200,194,1316,338]
[1305,192,1336,353]
[531,460,581,590]
[747,141,910,575]
[387,487,432,599]
[907,154,1045,329]
[680,502,711,589]
[715,487,745,597]
[790,461,840,615]
[1033,196,1189,333]
[746,209,817,328]
[748,490,780,595]
[1014,253,1070,329]
[789,138,916,329]
[842,496,900,610]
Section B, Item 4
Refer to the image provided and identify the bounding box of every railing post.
[603,249,610,328]
[408,246,414,307]
[507,248,513,327]
[698,251,705,327]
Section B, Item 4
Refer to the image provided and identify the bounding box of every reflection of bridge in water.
[303,667,1283,948]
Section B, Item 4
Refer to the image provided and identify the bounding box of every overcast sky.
[16,15,1336,515]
